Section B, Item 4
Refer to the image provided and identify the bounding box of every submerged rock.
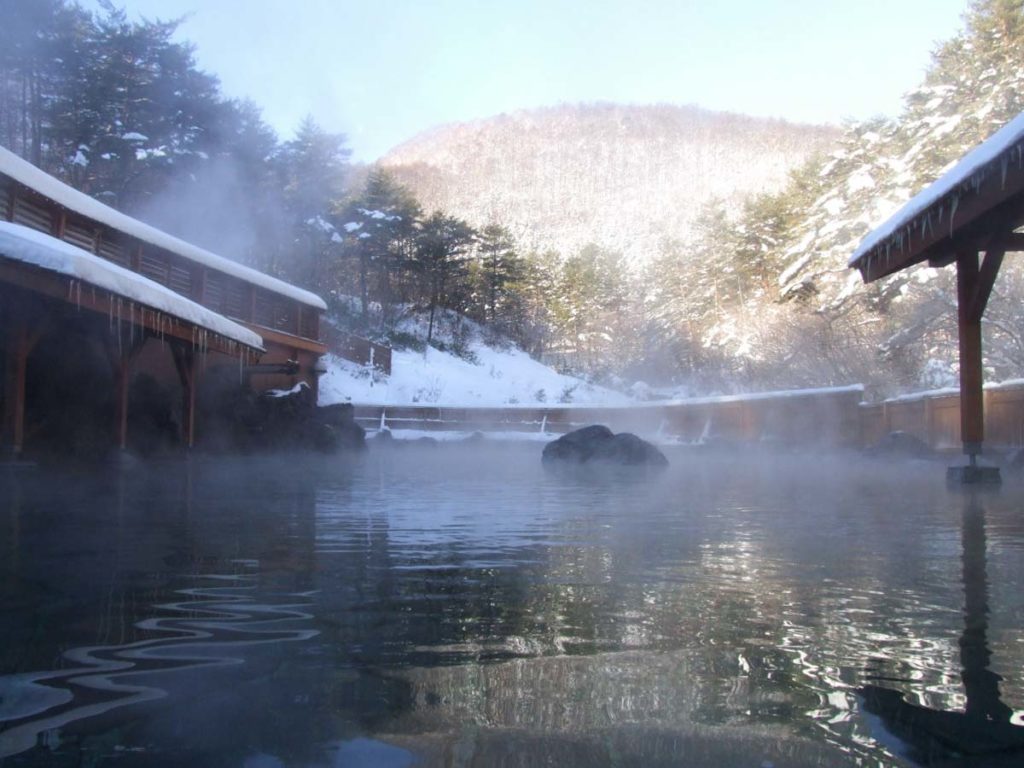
[867,430,933,459]
[542,425,668,467]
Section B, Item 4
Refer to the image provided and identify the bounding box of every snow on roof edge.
[0,222,264,351]
[0,146,327,310]
[849,110,1024,268]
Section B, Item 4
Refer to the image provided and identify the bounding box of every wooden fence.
[353,385,867,448]
[321,326,392,375]
[861,380,1024,451]
[353,381,1024,452]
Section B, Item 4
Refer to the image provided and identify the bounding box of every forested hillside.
[380,104,838,265]
[645,0,1024,396]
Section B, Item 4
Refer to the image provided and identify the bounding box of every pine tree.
[336,169,422,320]
[475,223,525,327]
[278,116,350,287]
[414,211,477,347]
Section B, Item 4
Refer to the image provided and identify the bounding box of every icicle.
[1002,155,1009,189]
[379,409,386,431]
[540,413,547,434]
[699,417,712,445]
[950,194,960,236]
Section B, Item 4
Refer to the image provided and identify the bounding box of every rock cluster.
[200,380,365,453]
[542,425,668,467]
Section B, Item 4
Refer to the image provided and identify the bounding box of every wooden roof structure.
[0,146,329,456]
[0,147,328,354]
[850,111,1024,479]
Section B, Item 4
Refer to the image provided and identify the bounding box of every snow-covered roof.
[850,110,1024,270]
[0,221,264,351]
[0,146,326,310]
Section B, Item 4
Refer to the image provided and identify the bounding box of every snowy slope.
[319,341,631,407]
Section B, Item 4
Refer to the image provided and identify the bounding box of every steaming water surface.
[1,444,1023,766]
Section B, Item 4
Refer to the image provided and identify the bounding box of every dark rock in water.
[316,401,366,451]
[543,425,668,467]
[868,431,933,459]
[198,378,364,454]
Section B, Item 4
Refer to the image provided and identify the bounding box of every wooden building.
[849,112,1024,481]
[0,147,327,457]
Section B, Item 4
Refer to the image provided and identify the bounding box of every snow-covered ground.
[319,341,630,407]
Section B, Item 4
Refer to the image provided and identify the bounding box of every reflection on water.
[1,446,1023,766]
[859,494,1024,765]
[0,577,317,758]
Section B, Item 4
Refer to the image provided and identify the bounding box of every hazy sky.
[96,0,970,161]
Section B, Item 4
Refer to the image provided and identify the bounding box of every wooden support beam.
[1002,231,1024,252]
[968,245,1005,324]
[107,336,147,452]
[2,323,29,457]
[925,194,1024,269]
[171,343,198,450]
[957,251,985,458]
[1,311,50,457]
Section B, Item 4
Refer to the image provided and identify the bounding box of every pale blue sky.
[96,0,970,160]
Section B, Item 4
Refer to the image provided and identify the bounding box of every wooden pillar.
[3,323,29,457]
[955,242,1005,465]
[105,336,146,453]
[957,252,985,461]
[172,343,198,449]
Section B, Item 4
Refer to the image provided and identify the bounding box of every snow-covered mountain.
[379,103,839,265]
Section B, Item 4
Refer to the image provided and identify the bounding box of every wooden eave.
[241,322,328,355]
[0,257,262,357]
[853,145,1024,283]
[2,170,327,347]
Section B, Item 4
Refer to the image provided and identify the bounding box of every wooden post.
[172,343,198,449]
[3,323,29,457]
[957,252,985,461]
